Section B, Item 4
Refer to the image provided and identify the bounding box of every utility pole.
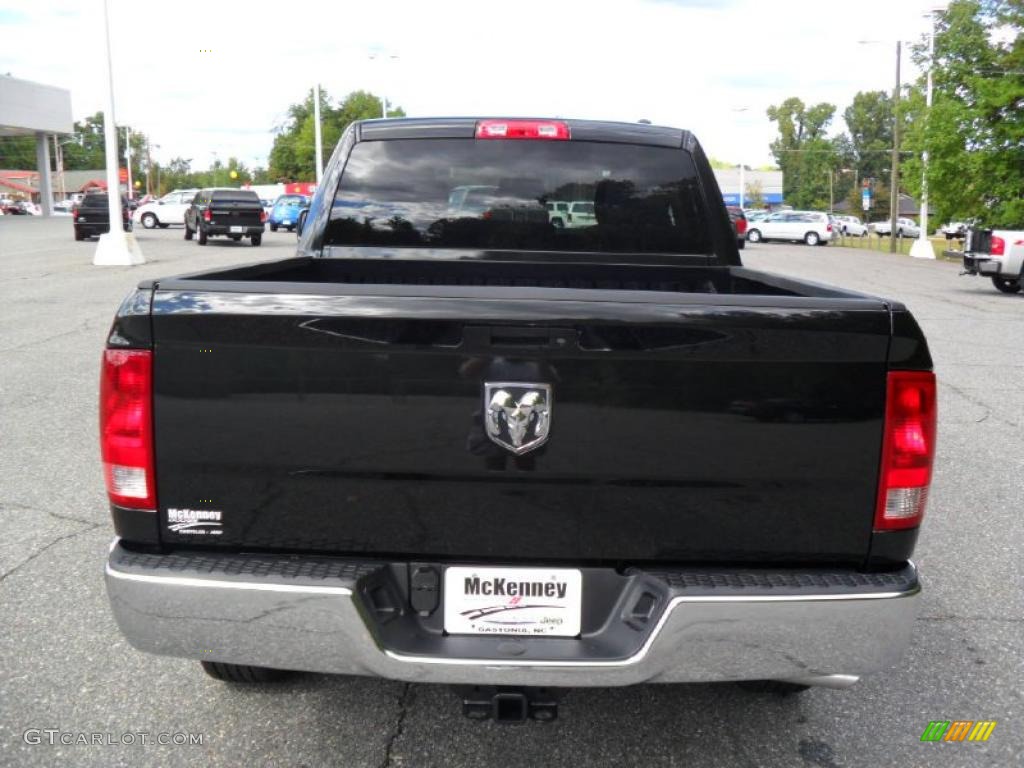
[738,163,745,209]
[124,125,133,200]
[889,41,902,254]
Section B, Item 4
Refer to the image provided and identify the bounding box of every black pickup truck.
[73,192,132,240]
[102,118,935,720]
[183,188,265,246]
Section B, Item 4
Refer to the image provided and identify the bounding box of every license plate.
[443,566,582,637]
[230,226,246,233]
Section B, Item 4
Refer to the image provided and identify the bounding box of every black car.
[73,193,132,240]
[184,188,265,246]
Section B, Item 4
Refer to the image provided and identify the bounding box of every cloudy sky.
[0,0,942,172]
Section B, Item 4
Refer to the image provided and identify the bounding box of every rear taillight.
[203,209,212,222]
[990,236,1005,256]
[72,208,79,222]
[260,210,267,223]
[100,349,155,510]
[476,120,570,140]
[736,219,747,235]
[827,223,833,232]
[874,370,937,531]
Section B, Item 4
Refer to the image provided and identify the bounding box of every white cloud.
[0,0,943,171]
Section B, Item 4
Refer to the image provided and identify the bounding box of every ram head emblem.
[483,382,552,455]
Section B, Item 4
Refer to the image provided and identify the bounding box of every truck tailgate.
[210,201,261,227]
[150,282,892,564]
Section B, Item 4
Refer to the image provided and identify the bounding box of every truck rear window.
[212,190,260,202]
[325,139,713,254]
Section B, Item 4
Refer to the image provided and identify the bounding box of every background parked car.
[134,189,198,229]
[872,218,920,238]
[725,205,747,249]
[745,210,833,246]
[268,194,309,232]
[184,188,265,246]
[834,215,868,237]
[941,221,968,240]
[73,192,132,240]
[2,200,33,215]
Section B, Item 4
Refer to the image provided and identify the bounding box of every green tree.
[268,89,404,181]
[901,0,1024,227]
[766,97,839,209]
[744,179,765,209]
[0,136,37,168]
[841,91,894,181]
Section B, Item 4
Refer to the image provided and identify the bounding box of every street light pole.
[369,53,399,118]
[313,83,324,183]
[889,41,902,254]
[911,11,939,259]
[93,0,144,266]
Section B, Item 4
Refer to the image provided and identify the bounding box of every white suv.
[133,189,198,229]
[746,211,833,246]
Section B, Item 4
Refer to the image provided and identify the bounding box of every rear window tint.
[325,139,713,254]
[212,190,260,202]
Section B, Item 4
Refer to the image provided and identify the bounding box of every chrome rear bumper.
[105,541,919,688]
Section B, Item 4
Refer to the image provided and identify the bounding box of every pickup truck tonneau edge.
[102,118,935,713]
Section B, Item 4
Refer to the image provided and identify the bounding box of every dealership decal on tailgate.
[444,566,582,637]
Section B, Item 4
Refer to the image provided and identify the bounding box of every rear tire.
[991,277,1022,294]
[200,661,291,683]
[197,226,207,245]
[74,229,84,241]
[747,229,762,243]
[270,224,278,232]
[737,239,745,250]
[251,234,262,246]
[184,224,193,240]
[805,232,820,246]
[737,680,811,695]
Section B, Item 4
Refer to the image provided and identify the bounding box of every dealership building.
[713,168,784,208]
[0,76,73,216]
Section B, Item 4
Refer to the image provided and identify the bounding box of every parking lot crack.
[0,521,102,585]
[378,682,413,768]
[940,381,1017,428]
[0,500,98,527]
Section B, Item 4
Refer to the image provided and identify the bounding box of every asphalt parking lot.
[1,218,1020,767]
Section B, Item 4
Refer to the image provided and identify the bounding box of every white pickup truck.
[957,228,1024,293]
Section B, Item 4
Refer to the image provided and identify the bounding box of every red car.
[725,205,747,250]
